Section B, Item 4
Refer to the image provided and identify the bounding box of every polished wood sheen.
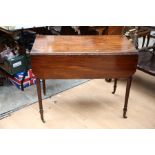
[31,35,137,79]
[30,35,138,122]
[31,35,136,54]
[31,55,137,79]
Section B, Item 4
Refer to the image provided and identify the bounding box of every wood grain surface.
[31,35,136,55]
[31,35,138,79]
[31,55,138,79]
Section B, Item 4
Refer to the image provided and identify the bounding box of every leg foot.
[112,79,117,94]
[123,76,132,119]
[123,108,128,118]
[40,109,45,123]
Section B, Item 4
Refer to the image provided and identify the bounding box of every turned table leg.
[112,78,117,94]
[42,79,46,96]
[36,78,45,123]
[123,76,132,118]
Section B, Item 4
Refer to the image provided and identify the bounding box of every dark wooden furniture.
[137,45,155,76]
[30,35,138,123]
[104,26,124,35]
[131,27,155,76]
[133,27,151,49]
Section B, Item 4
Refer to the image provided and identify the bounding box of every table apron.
[31,54,138,79]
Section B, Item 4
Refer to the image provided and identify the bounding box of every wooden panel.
[31,54,138,79]
[105,26,124,35]
[31,35,136,55]
[31,35,138,79]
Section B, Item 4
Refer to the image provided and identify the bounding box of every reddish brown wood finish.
[31,35,136,54]
[31,55,137,79]
[104,26,124,35]
[31,35,138,79]
[30,35,138,122]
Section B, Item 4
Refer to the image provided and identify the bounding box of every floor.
[0,70,155,128]
[0,79,87,117]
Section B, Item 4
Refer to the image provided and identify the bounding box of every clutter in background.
[8,69,36,90]
[0,28,36,90]
[0,46,18,62]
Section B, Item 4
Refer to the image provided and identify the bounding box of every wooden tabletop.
[31,35,137,55]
